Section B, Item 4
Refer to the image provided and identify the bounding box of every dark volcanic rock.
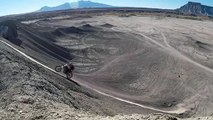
[178,2,213,16]
[57,26,84,34]
[52,29,64,36]
[54,25,97,36]
[101,23,115,28]
[81,24,98,31]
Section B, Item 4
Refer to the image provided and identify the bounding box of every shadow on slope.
[0,20,75,64]
[195,40,213,52]
[0,20,22,46]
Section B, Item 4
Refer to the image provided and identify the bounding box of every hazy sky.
[0,0,213,16]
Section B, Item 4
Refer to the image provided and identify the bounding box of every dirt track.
[72,16,213,116]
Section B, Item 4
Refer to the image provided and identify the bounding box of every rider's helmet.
[68,62,75,70]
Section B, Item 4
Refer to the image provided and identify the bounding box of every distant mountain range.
[178,2,213,16]
[39,0,113,12]
[38,1,213,17]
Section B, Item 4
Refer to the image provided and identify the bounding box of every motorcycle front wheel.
[66,72,73,79]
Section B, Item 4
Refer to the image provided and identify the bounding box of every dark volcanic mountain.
[178,2,213,16]
[39,1,113,12]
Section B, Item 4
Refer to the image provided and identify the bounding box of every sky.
[0,0,213,17]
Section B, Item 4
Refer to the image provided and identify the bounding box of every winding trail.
[113,26,213,74]
[0,38,186,115]
[160,32,213,74]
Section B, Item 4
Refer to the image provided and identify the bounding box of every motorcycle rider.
[62,62,74,78]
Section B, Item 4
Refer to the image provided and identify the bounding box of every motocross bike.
[55,65,73,79]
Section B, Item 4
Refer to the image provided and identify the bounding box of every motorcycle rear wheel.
[55,66,62,72]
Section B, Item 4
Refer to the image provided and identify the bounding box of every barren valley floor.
[1,13,213,119]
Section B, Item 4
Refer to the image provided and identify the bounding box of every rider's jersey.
[63,63,74,74]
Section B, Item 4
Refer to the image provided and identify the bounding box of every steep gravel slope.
[0,38,157,119]
[1,41,211,119]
